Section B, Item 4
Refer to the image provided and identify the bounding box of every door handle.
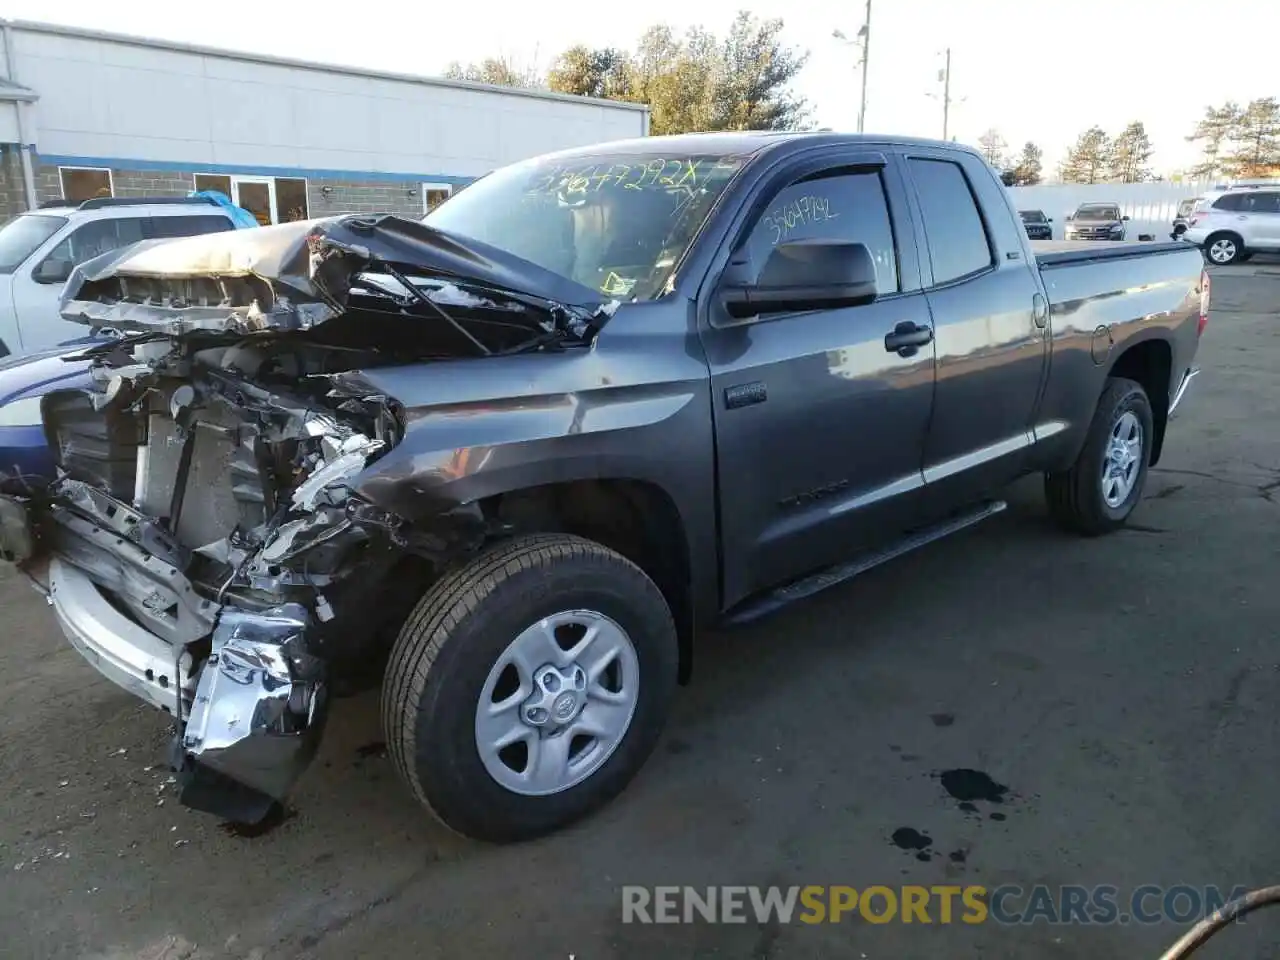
[884,321,934,357]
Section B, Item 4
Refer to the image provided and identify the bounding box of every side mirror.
[1047,217,1054,222]
[33,257,73,285]
[1122,215,1131,221]
[721,240,878,320]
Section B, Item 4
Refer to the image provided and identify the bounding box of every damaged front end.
[3,214,615,823]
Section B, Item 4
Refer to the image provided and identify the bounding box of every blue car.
[0,340,95,488]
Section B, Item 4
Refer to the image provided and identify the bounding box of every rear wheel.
[1045,377,1154,536]
[382,534,678,843]
[1204,232,1244,265]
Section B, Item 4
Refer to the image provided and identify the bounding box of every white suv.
[1181,186,1280,265]
[0,197,242,357]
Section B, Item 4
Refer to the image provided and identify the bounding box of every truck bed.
[1032,239,1193,268]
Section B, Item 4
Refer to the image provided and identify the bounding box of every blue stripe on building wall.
[37,154,479,186]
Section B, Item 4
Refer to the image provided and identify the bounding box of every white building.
[0,19,649,222]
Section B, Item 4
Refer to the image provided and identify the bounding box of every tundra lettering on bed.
[0,132,1206,842]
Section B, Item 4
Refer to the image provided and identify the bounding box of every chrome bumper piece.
[49,557,196,714]
[44,498,328,822]
[1169,367,1200,417]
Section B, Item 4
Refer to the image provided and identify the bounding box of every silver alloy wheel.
[475,610,640,796]
[1208,238,1237,264]
[1101,410,1143,508]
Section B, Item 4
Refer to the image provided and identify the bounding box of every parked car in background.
[1019,209,1053,240]
[0,196,244,358]
[1064,202,1130,241]
[0,343,93,487]
[0,132,1208,843]
[1171,198,1197,239]
[1180,186,1280,264]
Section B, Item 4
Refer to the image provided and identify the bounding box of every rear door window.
[1212,193,1243,211]
[1246,192,1280,214]
[147,214,236,238]
[906,158,994,285]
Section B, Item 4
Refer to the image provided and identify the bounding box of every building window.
[276,178,309,222]
[60,167,113,203]
[193,173,232,198]
[423,182,453,213]
[194,174,309,225]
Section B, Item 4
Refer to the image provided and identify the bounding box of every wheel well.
[1109,339,1172,465]
[1205,229,1244,248]
[484,480,695,684]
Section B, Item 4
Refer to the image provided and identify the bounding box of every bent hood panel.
[59,214,611,337]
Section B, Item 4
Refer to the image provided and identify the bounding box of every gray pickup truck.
[0,132,1207,843]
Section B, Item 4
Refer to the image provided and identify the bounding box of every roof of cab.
[524,130,987,166]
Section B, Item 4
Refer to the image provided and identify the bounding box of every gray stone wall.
[306,178,424,218]
[0,147,27,218]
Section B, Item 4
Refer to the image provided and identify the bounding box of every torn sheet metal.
[179,602,327,819]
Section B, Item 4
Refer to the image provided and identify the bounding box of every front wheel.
[1045,377,1154,536]
[1204,233,1244,265]
[382,534,679,843]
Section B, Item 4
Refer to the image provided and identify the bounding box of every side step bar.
[724,500,1007,626]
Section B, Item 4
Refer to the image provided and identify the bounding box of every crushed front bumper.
[3,492,328,824]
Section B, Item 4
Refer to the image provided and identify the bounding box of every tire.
[1204,232,1244,265]
[1045,377,1154,537]
[382,533,678,843]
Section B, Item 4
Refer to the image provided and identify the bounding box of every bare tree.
[976,128,1008,168]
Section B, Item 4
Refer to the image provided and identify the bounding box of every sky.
[5,0,1276,175]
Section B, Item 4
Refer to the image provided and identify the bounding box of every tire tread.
[381,533,665,834]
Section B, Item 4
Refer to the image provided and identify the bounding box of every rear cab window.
[741,170,901,295]
[906,157,994,285]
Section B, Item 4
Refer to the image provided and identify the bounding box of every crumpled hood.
[58,214,615,341]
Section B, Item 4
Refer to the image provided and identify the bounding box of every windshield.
[423,150,748,301]
[0,214,67,273]
[1019,210,1046,223]
[1075,204,1120,219]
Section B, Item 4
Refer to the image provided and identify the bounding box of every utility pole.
[833,0,872,133]
[940,47,952,141]
[857,0,871,134]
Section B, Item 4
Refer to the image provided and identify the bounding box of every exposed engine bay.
[5,214,618,823]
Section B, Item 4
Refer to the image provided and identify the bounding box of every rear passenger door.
[900,149,1048,508]
[700,151,936,609]
[1240,192,1280,249]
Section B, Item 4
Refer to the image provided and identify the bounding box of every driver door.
[699,152,937,610]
